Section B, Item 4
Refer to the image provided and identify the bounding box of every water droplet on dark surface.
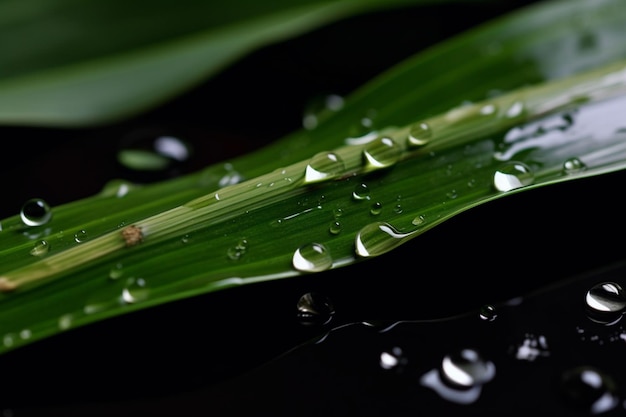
[296,292,335,326]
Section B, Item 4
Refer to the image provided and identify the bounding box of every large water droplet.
[407,122,432,147]
[292,243,333,272]
[296,292,335,326]
[440,348,495,388]
[355,222,415,258]
[585,282,626,324]
[20,198,52,226]
[493,161,534,192]
[363,136,402,169]
[559,366,618,414]
[304,152,346,183]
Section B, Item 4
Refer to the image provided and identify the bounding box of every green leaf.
[0,0,454,127]
[1,0,626,357]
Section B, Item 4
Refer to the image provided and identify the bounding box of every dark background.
[2,1,626,416]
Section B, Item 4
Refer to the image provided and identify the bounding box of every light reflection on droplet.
[292,243,332,272]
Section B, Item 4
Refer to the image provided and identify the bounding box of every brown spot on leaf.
[122,225,143,247]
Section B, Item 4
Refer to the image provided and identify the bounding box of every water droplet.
[181,234,190,244]
[493,161,534,192]
[370,202,382,215]
[292,243,333,272]
[302,94,344,130]
[74,229,88,243]
[3,334,15,348]
[121,277,149,303]
[20,198,52,226]
[559,366,618,414]
[440,348,495,388]
[355,222,415,258]
[563,157,587,174]
[109,263,124,280]
[411,214,426,226]
[19,329,31,340]
[479,304,497,321]
[296,292,335,326]
[506,101,525,118]
[329,220,342,235]
[117,129,192,181]
[30,240,50,256]
[407,122,432,147]
[363,136,402,169]
[380,346,408,371]
[227,239,249,261]
[304,152,346,183]
[585,282,626,325]
[352,183,371,200]
[333,207,344,218]
[480,103,497,115]
[58,314,74,330]
[509,333,550,361]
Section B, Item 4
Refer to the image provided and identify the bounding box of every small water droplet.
[355,222,416,258]
[227,239,249,261]
[559,366,618,414]
[292,243,333,272]
[304,152,346,183]
[333,207,344,218]
[20,198,52,226]
[493,161,534,192]
[407,122,432,147]
[509,333,550,361]
[181,234,190,244]
[109,263,124,280]
[370,202,382,215]
[380,346,408,371]
[19,329,31,340]
[329,220,342,235]
[363,136,402,169]
[121,277,149,303]
[296,292,335,326]
[74,229,88,243]
[302,94,344,130]
[440,348,495,388]
[411,214,425,226]
[585,282,626,325]
[30,240,50,256]
[563,157,587,174]
[446,189,458,200]
[479,304,497,321]
[58,314,74,330]
[352,183,371,201]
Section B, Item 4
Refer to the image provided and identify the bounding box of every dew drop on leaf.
[30,240,50,256]
[20,198,52,226]
[109,263,124,280]
[121,277,150,303]
[329,220,342,235]
[355,222,415,258]
[363,136,402,169]
[370,202,382,215]
[479,304,497,321]
[352,183,371,200]
[74,229,88,243]
[304,152,346,183]
[407,122,432,147]
[493,161,534,192]
[562,157,587,174]
[292,243,332,272]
